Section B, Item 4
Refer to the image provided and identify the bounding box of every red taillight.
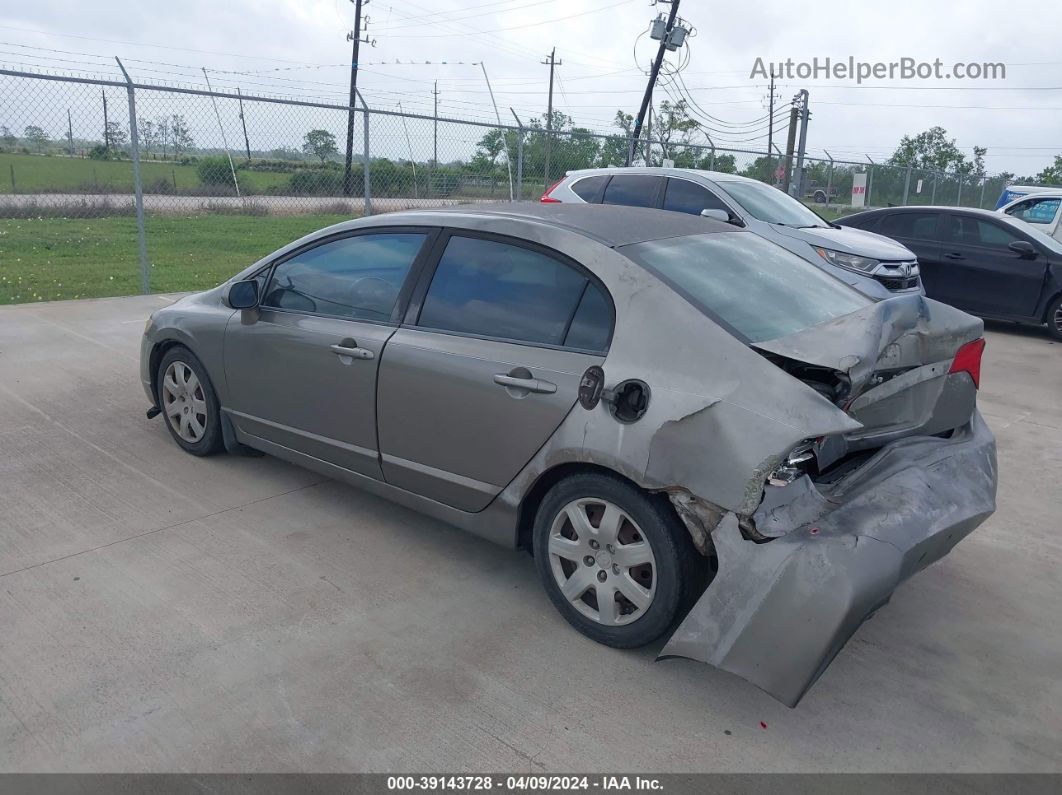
[540,178,565,202]
[949,338,986,389]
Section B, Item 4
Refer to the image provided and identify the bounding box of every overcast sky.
[2,0,1060,174]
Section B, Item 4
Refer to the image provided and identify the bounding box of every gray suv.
[543,167,921,298]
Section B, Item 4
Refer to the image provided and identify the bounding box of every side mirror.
[700,208,731,223]
[227,279,260,309]
[1008,240,1037,259]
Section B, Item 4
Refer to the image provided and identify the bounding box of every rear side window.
[663,179,730,216]
[417,236,612,349]
[572,175,609,202]
[1005,197,1060,224]
[880,212,939,240]
[620,232,869,343]
[263,233,426,320]
[602,175,662,208]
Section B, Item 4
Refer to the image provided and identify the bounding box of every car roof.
[844,206,1016,218]
[380,202,738,247]
[561,166,763,185]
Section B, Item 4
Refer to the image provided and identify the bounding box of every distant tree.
[104,121,128,151]
[169,115,194,158]
[138,118,159,156]
[652,99,700,164]
[23,125,49,153]
[302,129,338,163]
[473,128,507,170]
[1036,155,1062,185]
[598,110,634,166]
[705,152,737,173]
[155,117,171,158]
[0,125,16,149]
[269,146,301,161]
[888,126,979,174]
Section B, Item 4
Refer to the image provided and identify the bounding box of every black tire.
[814,190,827,204]
[532,472,704,649]
[156,345,224,456]
[1047,295,1062,342]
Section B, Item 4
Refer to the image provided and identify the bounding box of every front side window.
[663,179,731,216]
[943,216,1022,249]
[263,233,426,320]
[880,212,940,240]
[1005,197,1060,225]
[620,232,869,343]
[417,236,613,349]
[602,175,662,208]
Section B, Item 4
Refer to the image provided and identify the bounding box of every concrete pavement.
[0,294,1060,772]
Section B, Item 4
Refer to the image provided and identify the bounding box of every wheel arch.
[1040,288,1062,324]
[515,462,680,553]
[148,334,203,403]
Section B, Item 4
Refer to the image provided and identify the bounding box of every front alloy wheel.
[162,360,208,444]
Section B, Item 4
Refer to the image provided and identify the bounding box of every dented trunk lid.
[752,294,983,441]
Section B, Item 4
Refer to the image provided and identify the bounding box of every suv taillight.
[949,338,986,388]
[540,178,565,202]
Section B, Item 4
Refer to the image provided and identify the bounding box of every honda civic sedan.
[141,203,997,706]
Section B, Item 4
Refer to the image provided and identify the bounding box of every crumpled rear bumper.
[659,410,997,707]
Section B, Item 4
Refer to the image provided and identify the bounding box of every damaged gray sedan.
[140,203,997,706]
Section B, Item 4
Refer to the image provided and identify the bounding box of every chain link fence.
[0,68,1034,305]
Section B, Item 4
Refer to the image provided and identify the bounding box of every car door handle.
[493,373,557,394]
[330,344,374,360]
[944,251,966,260]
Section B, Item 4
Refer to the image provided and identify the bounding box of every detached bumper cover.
[659,411,997,707]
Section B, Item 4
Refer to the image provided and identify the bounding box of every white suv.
[542,167,923,299]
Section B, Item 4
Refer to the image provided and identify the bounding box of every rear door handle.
[330,343,374,360]
[493,373,557,394]
[944,251,966,260]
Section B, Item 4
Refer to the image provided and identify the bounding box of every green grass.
[0,152,290,194]
[0,214,351,304]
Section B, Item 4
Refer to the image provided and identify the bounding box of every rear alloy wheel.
[1048,295,1062,342]
[157,346,224,456]
[533,473,704,648]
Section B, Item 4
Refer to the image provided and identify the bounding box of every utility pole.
[793,89,809,199]
[782,101,798,195]
[101,89,109,150]
[541,47,560,189]
[343,0,369,196]
[627,0,681,166]
[237,87,251,161]
[765,67,778,181]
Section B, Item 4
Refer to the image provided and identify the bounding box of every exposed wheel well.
[515,462,679,554]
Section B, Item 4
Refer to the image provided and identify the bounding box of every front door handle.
[330,343,374,360]
[493,373,557,394]
[944,251,966,260]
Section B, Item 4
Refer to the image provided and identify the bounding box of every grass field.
[0,214,351,304]
[0,152,290,194]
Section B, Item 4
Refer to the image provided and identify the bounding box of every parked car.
[803,179,838,204]
[540,167,922,299]
[998,191,1062,244]
[839,206,1062,340]
[141,203,997,707]
[994,183,1056,210]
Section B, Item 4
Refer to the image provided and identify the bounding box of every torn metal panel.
[659,412,997,707]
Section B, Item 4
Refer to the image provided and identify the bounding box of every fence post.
[510,109,525,201]
[865,155,875,208]
[115,58,150,295]
[956,174,963,206]
[356,90,372,216]
[705,134,715,171]
[824,150,834,207]
[902,164,912,205]
[931,172,938,204]
[979,176,987,209]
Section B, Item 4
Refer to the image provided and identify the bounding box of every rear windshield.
[620,232,869,342]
